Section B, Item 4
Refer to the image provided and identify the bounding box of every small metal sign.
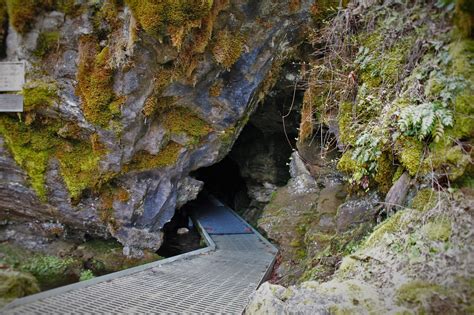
[0,94,24,112]
[0,62,25,92]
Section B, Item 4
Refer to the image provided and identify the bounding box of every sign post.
[0,62,25,112]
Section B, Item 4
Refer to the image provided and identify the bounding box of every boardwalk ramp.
[2,196,277,314]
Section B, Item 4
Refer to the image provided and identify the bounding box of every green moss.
[5,0,53,33]
[56,140,102,201]
[448,39,474,139]
[55,0,80,16]
[357,32,414,88]
[76,239,162,274]
[0,270,40,307]
[212,29,246,69]
[0,243,31,268]
[337,150,366,182]
[0,114,107,201]
[34,31,60,58]
[363,210,405,248]
[338,102,358,145]
[424,143,471,180]
[373,152,395,193]
[0,116,60,200]
[125,142,182,172]
[423,219,451,242]
[162,108,212,145]
[20,255,79,289]
[77,37,120,128]
[79,270,95,281]
[392,166,405,183]
[396,280,449,309]
[23,81,58,111]
[397,137,424,177]
[411,189,438,212]
[3,0,81,33]
[125,0,213,39]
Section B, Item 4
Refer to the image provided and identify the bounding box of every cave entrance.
[194,61,304,224]
[159,60,305,255]
[156,203,205,258]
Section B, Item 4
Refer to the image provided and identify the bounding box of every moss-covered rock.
[124,0,213,40]
[125,142,182,172]
[76,37,120,128]
[23,81,58,112]
[75,239,161,274]
[212,29,246,69]
[34,31,60,58]
[161,107,212,145]
[20,255,81,289]
[0,270,40,307]
[422,219,451,242]
[0,115,106,201]
[396,280,454,313]
[410,189,438,212]
[396,137,424,177]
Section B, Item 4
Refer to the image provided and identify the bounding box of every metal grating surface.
[3,201,277,315]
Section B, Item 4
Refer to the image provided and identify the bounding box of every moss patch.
[75,239,161,275]
[125,142,182,172]
[411,189,438,212]
[363,210,405,248]
[124,0,213,39]
[34,31,60,58]
[337,102,358,146]
[76,36,121,128]
[23,81,58,112]
[0,115,106,201]
[0,116,60,199]
[212,29,246,69]
[422,220,451,242]
[161,107,212,145]
[0,270,40,307]
[56,140,102,201]
[396,137,424,177]
[20,255,81,290]
[4,0,52,33]
[396,280,450,310]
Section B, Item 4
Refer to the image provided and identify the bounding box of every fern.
[397,102,453,141]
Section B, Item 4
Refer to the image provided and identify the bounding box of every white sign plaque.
[0,62,25,92]
[0,94,24,112]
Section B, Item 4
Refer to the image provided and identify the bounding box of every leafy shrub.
[21,256,76,283]
[79,270,95,281]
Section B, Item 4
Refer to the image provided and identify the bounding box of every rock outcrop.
[247,192,474,314]
[0,0,312,256]
[247,0,474,312]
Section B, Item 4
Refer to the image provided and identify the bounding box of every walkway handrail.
[3,218,217,311]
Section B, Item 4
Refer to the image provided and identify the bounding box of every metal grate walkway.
[2,197,277,314]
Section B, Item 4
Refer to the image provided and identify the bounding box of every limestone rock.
[336,192,380,233]
[384,172,411,212]
[0,1,312,254]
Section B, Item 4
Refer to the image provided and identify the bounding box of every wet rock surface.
[258,146,380,285]
[0,0,312,254]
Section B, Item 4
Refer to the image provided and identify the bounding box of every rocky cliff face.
[0,0,311,256]
[247,0,473,313]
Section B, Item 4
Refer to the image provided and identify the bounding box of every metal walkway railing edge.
[2,218,216,311]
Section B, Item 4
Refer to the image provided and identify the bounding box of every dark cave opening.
[156,203,205,258]
[193,154,249,210]
[159,60,305,255]
[193,61,304,221]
